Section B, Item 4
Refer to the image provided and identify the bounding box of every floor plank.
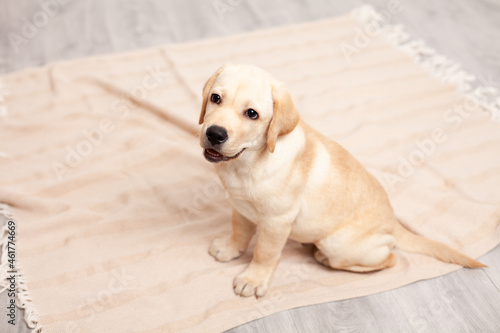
[290,291,411,332]
[481,245,500,291]
[392,262,500,332]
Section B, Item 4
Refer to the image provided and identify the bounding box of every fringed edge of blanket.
[351,5,500,122]
[0,203,44,332]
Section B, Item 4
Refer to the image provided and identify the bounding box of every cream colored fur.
[199,64,485,298]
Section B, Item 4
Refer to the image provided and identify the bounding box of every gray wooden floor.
[1,0,500,332]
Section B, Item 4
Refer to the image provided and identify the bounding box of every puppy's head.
[199,64,299,163]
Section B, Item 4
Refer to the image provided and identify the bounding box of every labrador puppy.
[199,64,485,298]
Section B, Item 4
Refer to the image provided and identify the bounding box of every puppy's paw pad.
[233,272,268,298]
[209,236,242,262]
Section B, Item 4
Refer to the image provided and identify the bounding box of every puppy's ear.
[267,83,300,153]
[199,65,225,125]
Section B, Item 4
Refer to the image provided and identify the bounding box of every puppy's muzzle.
[203,125,245,163]
[206,125,228,146]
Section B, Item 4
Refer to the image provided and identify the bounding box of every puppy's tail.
[393,222,487,268]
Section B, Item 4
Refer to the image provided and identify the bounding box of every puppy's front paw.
[209,236,243,262]
[233,266,272,298]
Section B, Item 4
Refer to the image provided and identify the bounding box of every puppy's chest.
[220,173,281,222]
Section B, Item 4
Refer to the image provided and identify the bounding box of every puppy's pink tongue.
[206,149,223,157]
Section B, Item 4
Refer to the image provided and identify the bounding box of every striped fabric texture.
[1,10,499,332]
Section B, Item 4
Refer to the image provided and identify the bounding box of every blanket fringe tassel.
[352,5,500,122]
[0,204,43,332]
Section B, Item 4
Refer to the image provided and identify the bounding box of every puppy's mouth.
[203,148,246,163]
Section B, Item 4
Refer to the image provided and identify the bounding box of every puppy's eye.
[210,93,221,104]
[244,109,259,120]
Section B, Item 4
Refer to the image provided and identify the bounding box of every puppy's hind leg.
[313,248,330,267]
[340,252,397,273]
[316,228,397,273]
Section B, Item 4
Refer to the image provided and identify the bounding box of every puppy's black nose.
[206,125,228,145]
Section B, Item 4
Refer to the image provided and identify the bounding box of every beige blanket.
[1,7,500,332]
